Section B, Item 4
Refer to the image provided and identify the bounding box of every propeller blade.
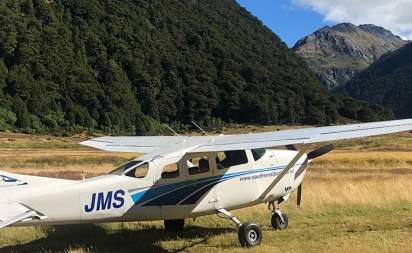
[297,184,302,206]
[307,144,334,160]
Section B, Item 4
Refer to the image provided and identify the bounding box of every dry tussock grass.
[300,148,412,212]
[0,148,137,179]
[302,176,412,208]
[312,151,412,169]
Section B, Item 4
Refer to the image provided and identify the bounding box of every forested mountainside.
[335,42,412,119]
[0,0,394,135]
[293,23,407,89]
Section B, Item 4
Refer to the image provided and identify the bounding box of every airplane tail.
[0,170,75,201]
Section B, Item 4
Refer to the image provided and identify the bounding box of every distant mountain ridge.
[335,42,412,119]
[292,23,407,89]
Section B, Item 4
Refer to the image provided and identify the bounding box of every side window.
[161,163,180,179]
[218,150,248,168]
[187,156,210,175]
[125,162,149,178]
[109,160,141,175]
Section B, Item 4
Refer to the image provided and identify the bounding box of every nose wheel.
[271,211,288,230]
[268,200,289,230]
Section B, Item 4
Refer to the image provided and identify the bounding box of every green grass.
[1,201,411,253]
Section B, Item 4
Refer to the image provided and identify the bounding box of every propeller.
[290,144,334,207]
[297,183,302,206]
[307,144,334,160]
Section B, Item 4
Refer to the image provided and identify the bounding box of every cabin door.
[155,157,190,220]
[184,154,218,213]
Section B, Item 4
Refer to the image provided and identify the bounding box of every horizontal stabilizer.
[0,203,46,228]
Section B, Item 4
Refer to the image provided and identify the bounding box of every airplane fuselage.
[0,148,307,227]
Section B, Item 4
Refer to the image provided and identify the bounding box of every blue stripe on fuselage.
[130,164,300,206]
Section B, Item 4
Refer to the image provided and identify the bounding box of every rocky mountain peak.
[358,24,402,40]
[292,23,407,89]
[333,23,359,33]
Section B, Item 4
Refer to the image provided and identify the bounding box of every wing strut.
[258,144,311,202]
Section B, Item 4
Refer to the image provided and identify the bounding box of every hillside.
[335,42,412,119]
[0,1,394,135]
[292,23,407,89]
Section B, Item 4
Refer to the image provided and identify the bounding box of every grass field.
[0,131,411,253]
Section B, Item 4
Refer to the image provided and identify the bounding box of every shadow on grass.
[2,223,235,253]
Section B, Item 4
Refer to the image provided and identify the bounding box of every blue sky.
[236,0,412,48]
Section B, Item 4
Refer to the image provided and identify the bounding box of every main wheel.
[238,222,262,247]
[271,212,288,230]
[164,219,185,231]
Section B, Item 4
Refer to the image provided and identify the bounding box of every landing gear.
[216,208,262,247]
[271,211,288,230]
[268,200,289,230]
[238,222,262,247]
[164,219,185,231]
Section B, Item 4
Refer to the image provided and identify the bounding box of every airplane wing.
[80,119,412,153]
[192,118,412,152]
[0,203,46,228]
[80,136,210,153]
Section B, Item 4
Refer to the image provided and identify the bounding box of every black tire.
[238,222,262,247]
[164,219,185,231]
[271,212,288,230]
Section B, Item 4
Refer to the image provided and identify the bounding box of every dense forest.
[0,0,394,135]
[335,42,412,119]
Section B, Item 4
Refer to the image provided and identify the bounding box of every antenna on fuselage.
[192,121,214,142]
[165,124,186,143]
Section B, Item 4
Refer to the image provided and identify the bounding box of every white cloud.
[291,0,412,40]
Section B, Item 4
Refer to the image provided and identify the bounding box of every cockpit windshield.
[251,148,266,161]
[108,160,149,178]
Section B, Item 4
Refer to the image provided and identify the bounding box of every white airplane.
[1,119,412,247]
